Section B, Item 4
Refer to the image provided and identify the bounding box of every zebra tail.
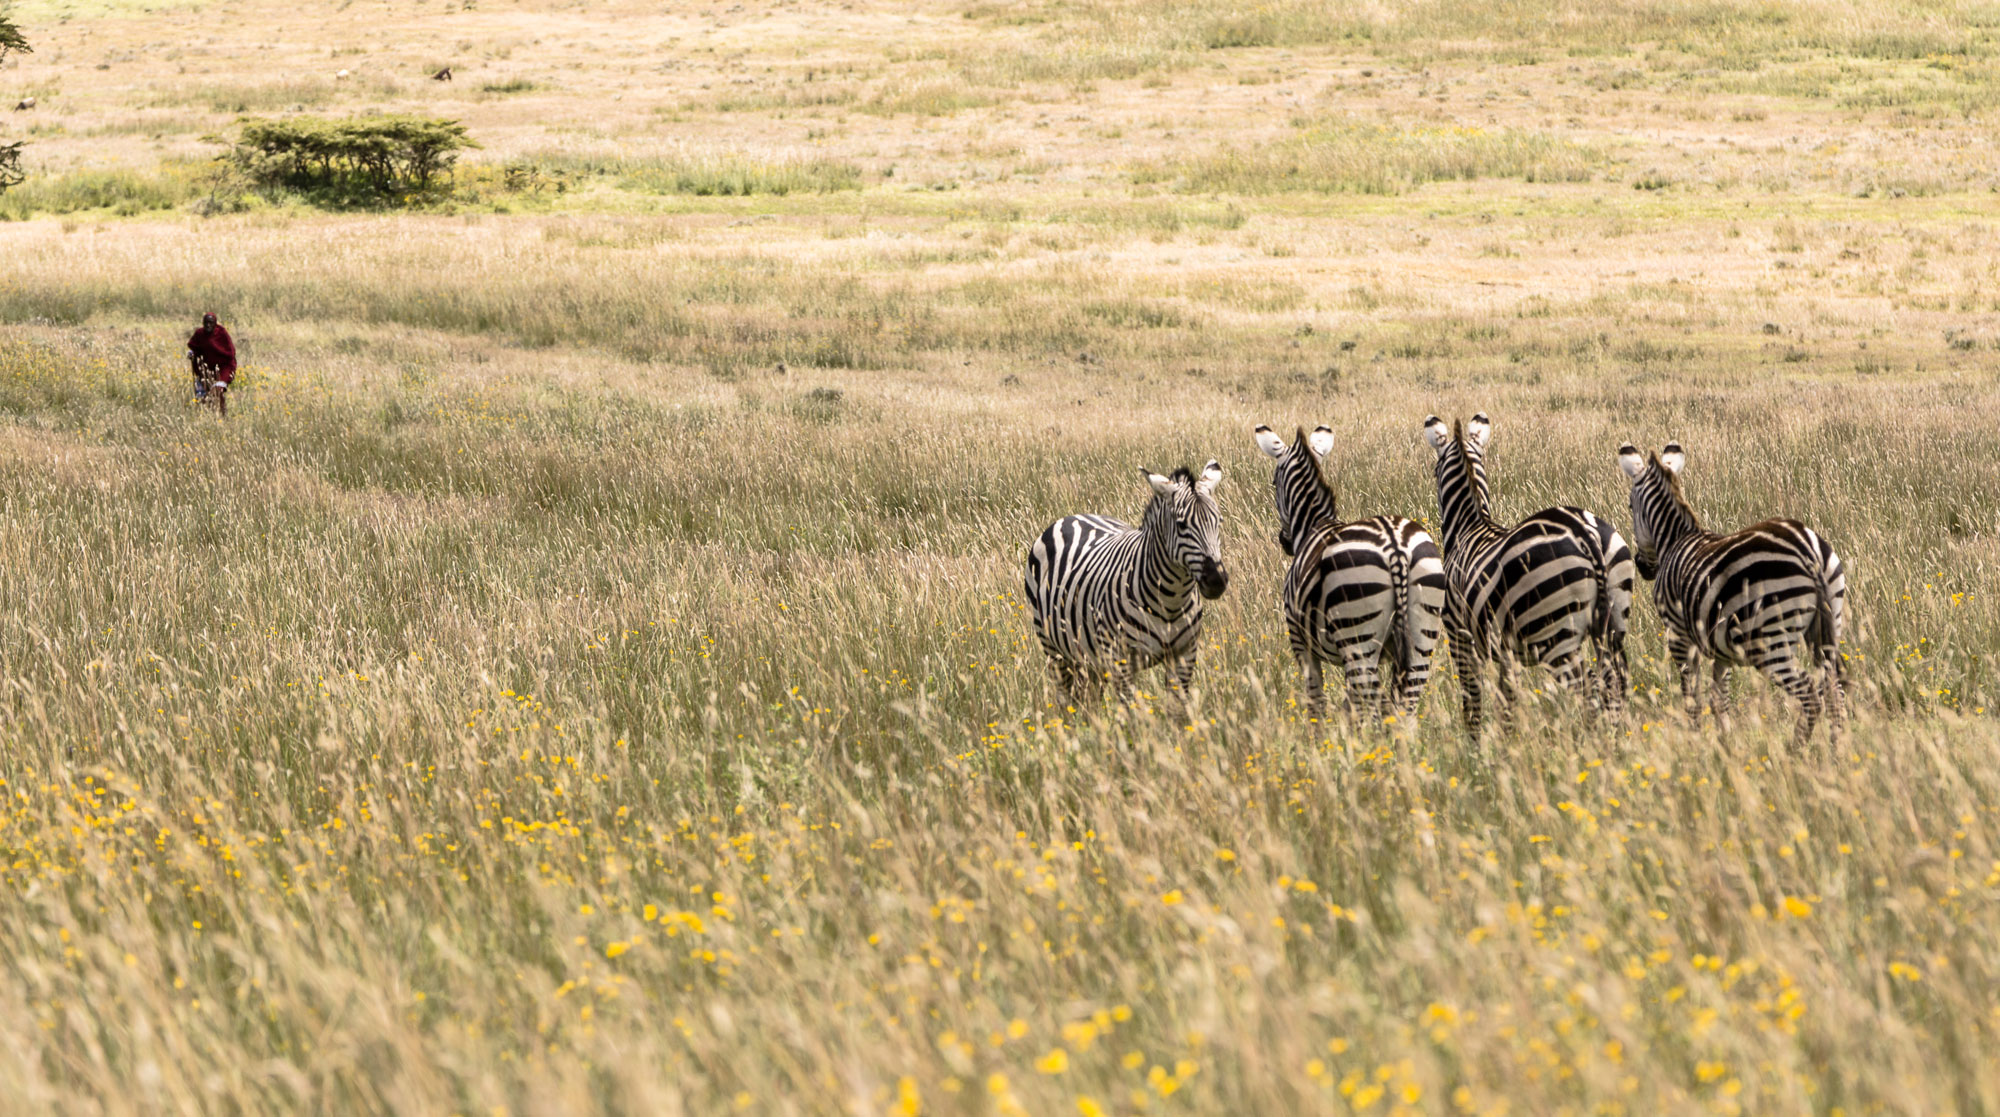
[1807,558,1839,666]
[1584,521,1614,649]
[1388,535,1415,676]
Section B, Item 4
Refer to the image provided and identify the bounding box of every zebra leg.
[1386,660,1410,719]
[1485,657,1515,735]
[1070,664,1105,710]
[1108,657,1138,709]
[1395,622,1436,715]
[1396,659,1428,716]
[1398,588,1442,716]
[1384,624,1416,720]
[1597,637,1629,721]
[1342,648,1384,722]
[1765,656,1823,752]
[1046,657,1078,712]
[1666,632,1699,716]
[1822,649,1846,741]
[1547,651,1595,718]
[1301,653,1327,725]
[1446,605,1484,740]
[1165,652,1197,720]
[1710,660,1734,732]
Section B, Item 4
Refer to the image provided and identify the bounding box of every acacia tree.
[0,13,27,191]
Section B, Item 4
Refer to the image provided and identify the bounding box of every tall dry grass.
[0,241,1994,1110]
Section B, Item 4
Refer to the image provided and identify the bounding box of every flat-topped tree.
[0,14,29,191]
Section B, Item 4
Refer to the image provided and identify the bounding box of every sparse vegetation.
[618,151,863,196]
[1138,122,1602,195]
[861,78,994,116]
[492,149,863,198]
[0,162,210,219]
[166,77,337,114]
[477,77,538,95]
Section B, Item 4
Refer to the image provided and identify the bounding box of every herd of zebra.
[1023,413,1848,749]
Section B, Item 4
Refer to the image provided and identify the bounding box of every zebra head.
[1252,423,1338,558]
[1617,441,1693,580]
[1142,461,1229,599]
[1421,412,1495,533]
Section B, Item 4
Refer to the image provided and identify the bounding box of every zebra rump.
[1253,423,1446,718]
[1618,442,1846,748]
[1423,413,1633,736]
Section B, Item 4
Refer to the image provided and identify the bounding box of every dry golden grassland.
[2,0,2000,1113]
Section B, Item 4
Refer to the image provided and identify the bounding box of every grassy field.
[3,0,2000,1113]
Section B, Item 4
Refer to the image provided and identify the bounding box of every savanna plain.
[2,0,2000,1113]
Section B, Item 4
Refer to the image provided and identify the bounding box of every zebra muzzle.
[1198,564,1229,600]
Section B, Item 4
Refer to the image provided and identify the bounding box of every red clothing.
[188,323,237,383]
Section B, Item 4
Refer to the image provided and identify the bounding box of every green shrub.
[0,141,21,194]
[0,13,27,193]
[233,114,479,203]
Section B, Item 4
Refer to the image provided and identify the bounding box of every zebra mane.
[1451,418,1481,509]
[1649,452,1702,531]
[1168,466,1197,487]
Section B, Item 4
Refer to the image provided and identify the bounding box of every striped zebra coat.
[1618,443,1846,749]
[1253,424,1447,720]
[1423,414,1633,736]
[1024,462,1229,709]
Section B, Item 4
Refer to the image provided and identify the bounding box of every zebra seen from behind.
[1252,423,1447,721]
[1618,442,1846,749]
[1025,461,1229,711]
[1422,414,1633,737]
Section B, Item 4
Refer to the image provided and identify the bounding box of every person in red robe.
[187,312,237,418]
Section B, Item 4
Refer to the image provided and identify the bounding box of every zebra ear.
[1142,468,1175,496]
[1306,425,1335,458]
[1252,425,1287,460]
[1618,443,1645,481]
[1196,460,1222,494]
[1465,412,1493,454]
[1421,415,1451,454]
[1659,443,1686,475]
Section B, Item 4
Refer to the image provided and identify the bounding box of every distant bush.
[1,13,28,193]
[233,115,478,202]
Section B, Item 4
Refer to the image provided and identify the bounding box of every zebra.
[1024,461,1228,711]
[1421,414,1633,736]
[1252,424,1447,721]
[1617,442,1846,749]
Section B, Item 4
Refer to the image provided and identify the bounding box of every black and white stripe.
[1422,414,1633,736]
[1253,423,1446,720]
[1619,442,1846,748]
[1025,462,1229,708]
